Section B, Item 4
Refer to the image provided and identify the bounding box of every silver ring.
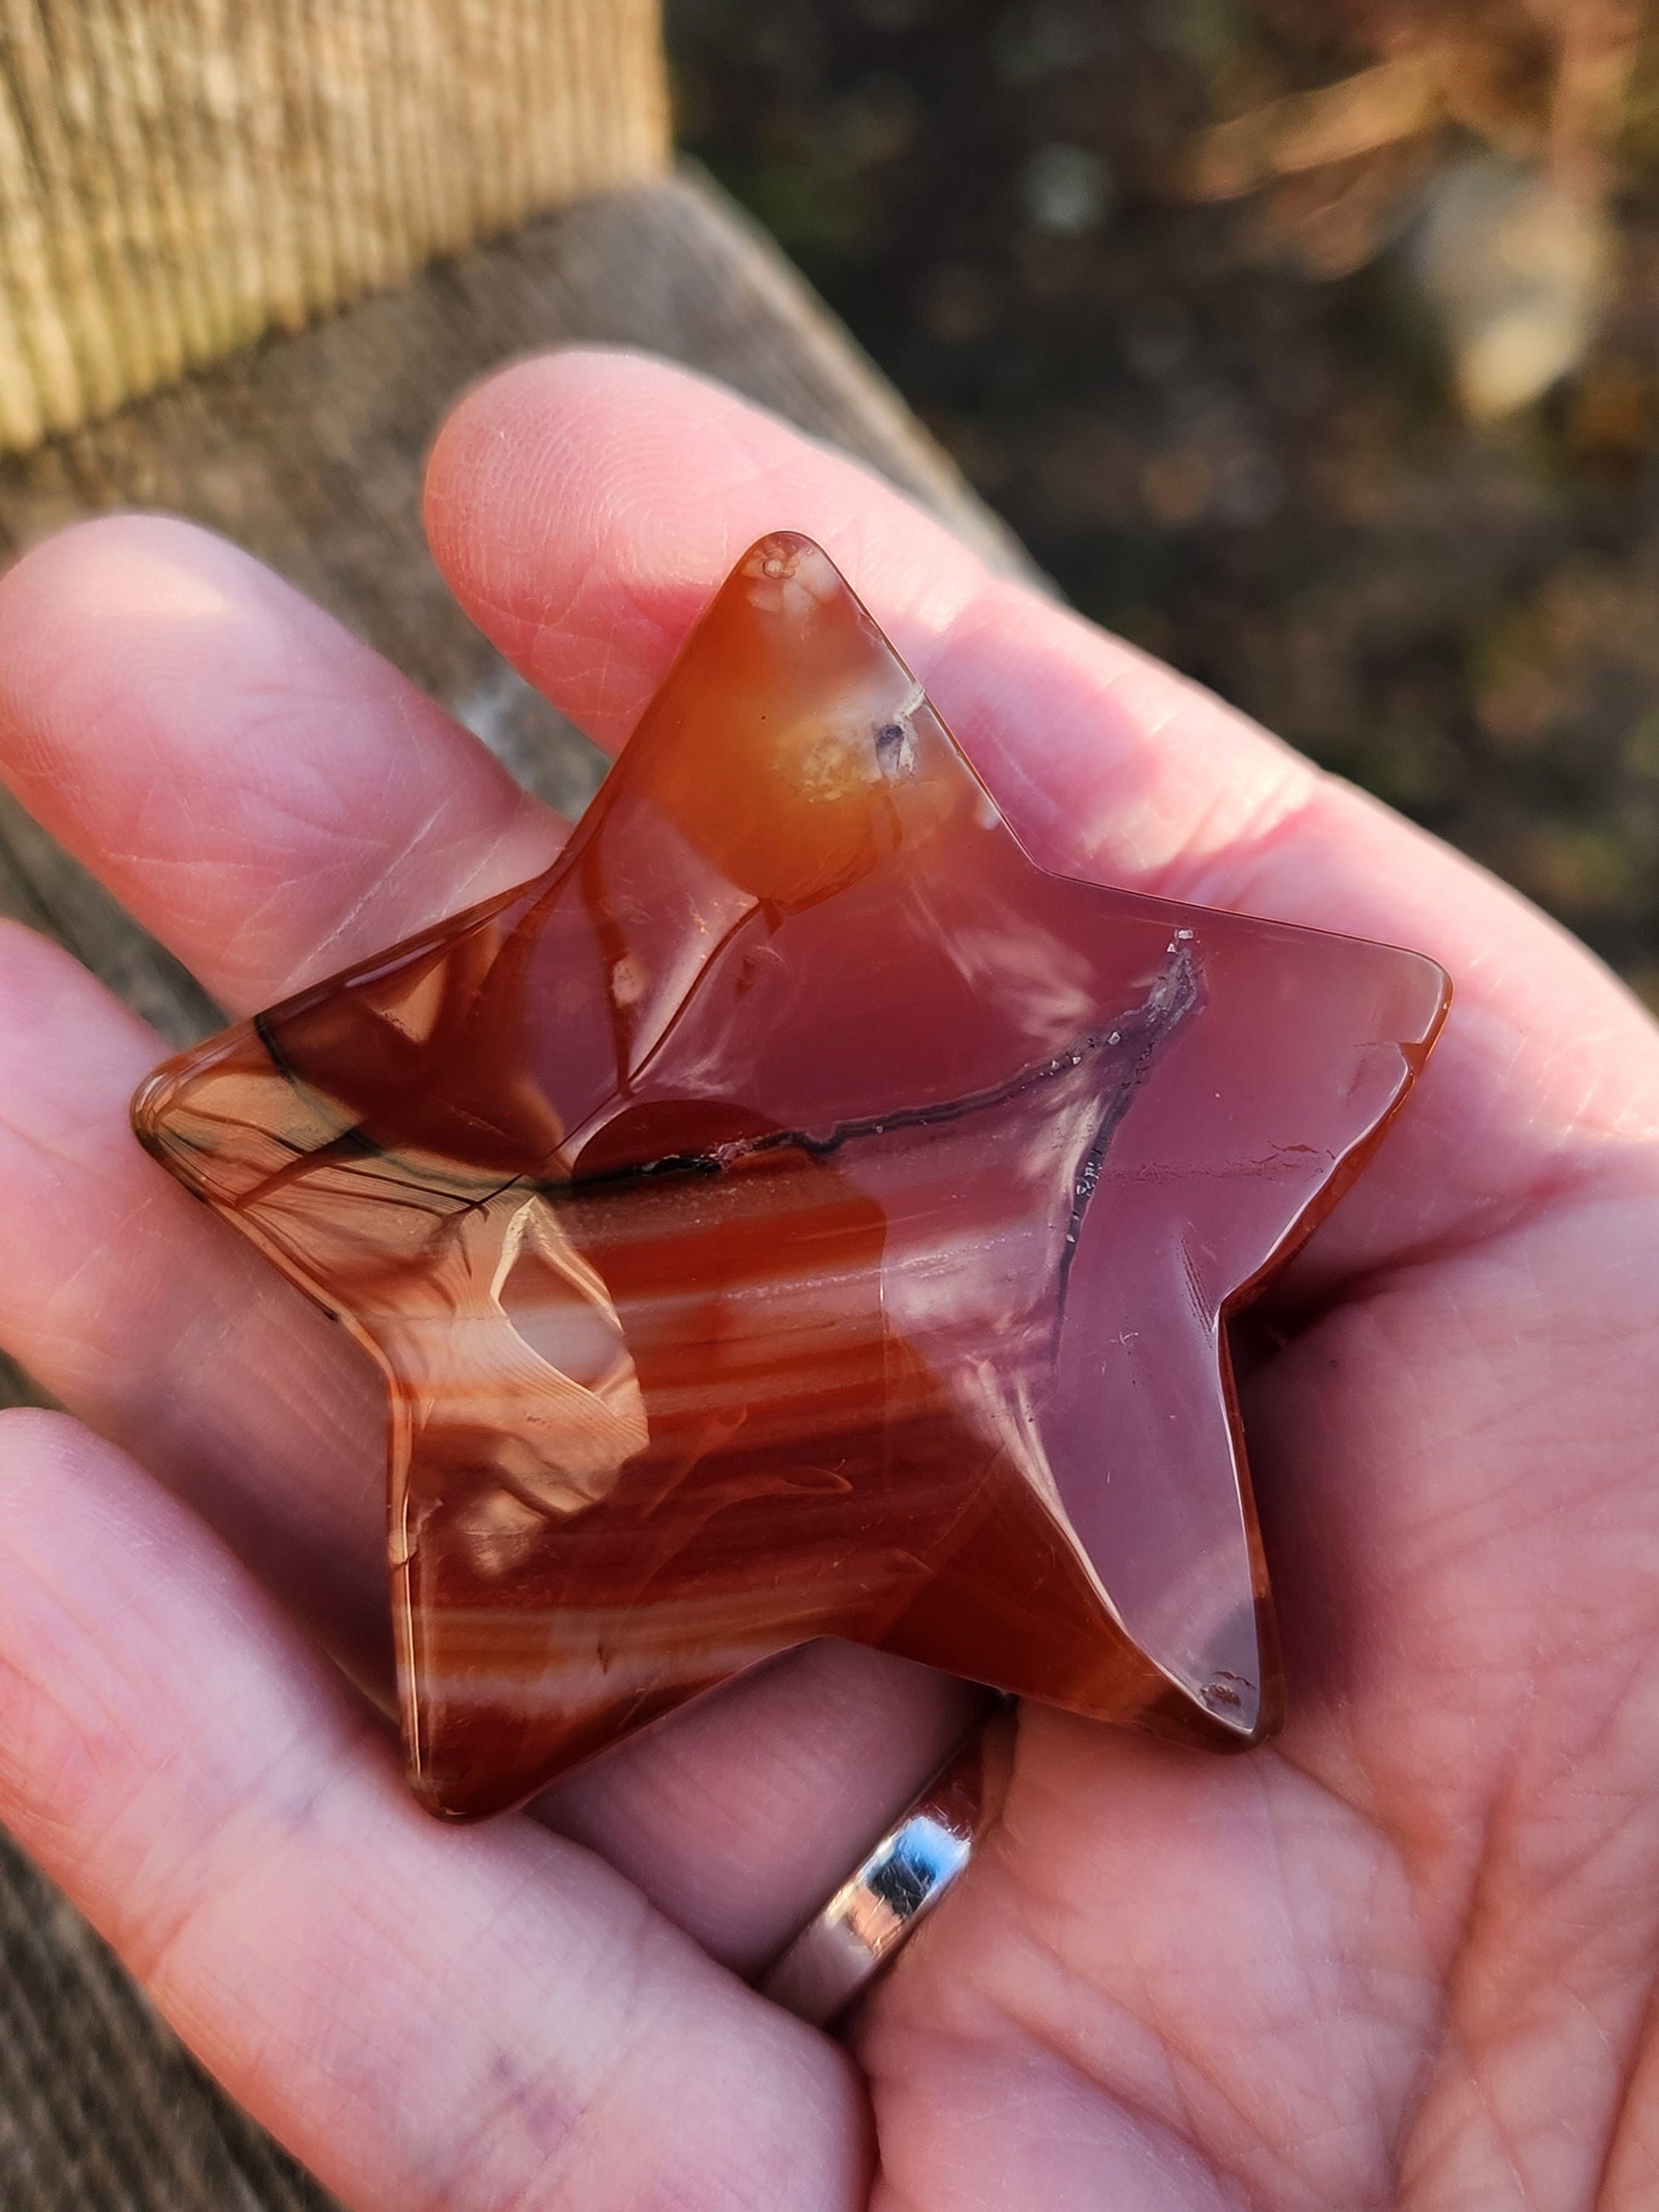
[760,1721,1005,2027]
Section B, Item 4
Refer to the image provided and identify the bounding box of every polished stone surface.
[134,534,1448,1819]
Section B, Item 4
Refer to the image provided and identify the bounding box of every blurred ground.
[668,0,1659,999]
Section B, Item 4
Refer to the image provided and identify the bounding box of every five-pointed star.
[135,534,1448,1820]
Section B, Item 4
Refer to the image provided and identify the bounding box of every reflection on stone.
[133,534,1449,1820]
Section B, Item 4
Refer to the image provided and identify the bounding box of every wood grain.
[0,0,671,448]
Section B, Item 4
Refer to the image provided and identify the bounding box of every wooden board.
[0,165,1033,2209]
[0,0,671,449]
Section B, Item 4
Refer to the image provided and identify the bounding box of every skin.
[0,351,1656,2212]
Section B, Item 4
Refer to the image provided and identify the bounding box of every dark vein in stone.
[556,938,1203,1201]
[1055,940,1201,1325]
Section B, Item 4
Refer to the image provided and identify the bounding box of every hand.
[1,351,1656,2212]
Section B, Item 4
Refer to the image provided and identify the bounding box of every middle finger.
[0,515,566,1008]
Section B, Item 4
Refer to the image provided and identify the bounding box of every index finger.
[424,349,1659,1273]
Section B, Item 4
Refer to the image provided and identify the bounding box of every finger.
[422,347,1321,878]
[425,350,1659,1279]
[0,1406,866,2212]
[0,920,389,1675]
[0,514,565,1014]
[0,915,975,1966]
[539,1642,983,1973]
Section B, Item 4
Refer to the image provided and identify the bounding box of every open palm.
[2,352,1656,2212]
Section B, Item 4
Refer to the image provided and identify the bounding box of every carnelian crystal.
[134,534,1449,1819]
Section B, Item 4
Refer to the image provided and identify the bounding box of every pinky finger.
[0,1409,865,2212]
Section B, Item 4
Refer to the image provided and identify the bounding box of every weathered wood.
[0,1828,334,2209]
[0,164,1035,2209]
[0,0,671,449]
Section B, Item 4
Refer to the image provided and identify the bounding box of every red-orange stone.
[132,534,1449,1821]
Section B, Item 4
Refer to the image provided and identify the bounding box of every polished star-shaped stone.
[135,534,1448,1820]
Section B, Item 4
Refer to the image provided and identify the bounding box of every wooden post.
[0,0,672,448]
